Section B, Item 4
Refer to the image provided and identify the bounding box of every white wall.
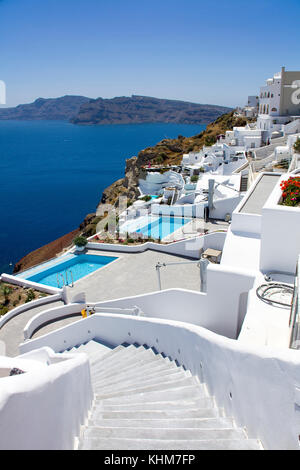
[24,258,254,341]
[93,264,254,340]
[23,303,85,340]
[260,178,300,274]
[19,312,300,450]
[210,195,242,220]
[0,347,92,450]
[0,293,62,331]
[151,202,205,218]
[87,231,227,260]
[0,273,61,295]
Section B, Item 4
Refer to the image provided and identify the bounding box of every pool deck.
[0,248,203,356]
[65,248,201,304]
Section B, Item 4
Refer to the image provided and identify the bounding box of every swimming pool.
[120,215,191,240]
[18,253,118,288]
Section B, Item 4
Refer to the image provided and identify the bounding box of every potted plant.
[74,235,88,252]
[280,177,300,207]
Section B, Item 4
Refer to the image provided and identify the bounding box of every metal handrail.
[68,270,74,288]
[65,270,74,287]
[155,256,213,293]
[57,273,65,288]
[289,257,300,349]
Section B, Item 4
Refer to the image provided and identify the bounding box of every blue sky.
[1,0,300,108]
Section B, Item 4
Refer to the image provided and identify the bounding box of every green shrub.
[74,235,88,247]
[190,175,199,183]
[294,138,300,154]
[0,285,12,305]
[204,135,217,146]
[0,306,9,316]
[141,195,151,202]
[25,289,36,303]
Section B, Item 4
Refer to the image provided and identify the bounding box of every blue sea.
[0,120,205,274]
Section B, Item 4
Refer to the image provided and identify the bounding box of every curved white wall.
[0,347,92,450]
[23,303,85,340]
[0,293,62,331]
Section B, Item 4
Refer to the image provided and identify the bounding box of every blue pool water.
[136,216,191,239]
[0,120,205,274]
[19,254,118,288]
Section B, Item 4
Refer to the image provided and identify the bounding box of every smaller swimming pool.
[120,215,191,240]
[136,216,191,239]
[18,253,118,288]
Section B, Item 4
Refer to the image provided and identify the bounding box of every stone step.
[81,426,247,441]
[92,359,182,388]
[89,407,219,421]
[87,417,234,429]
[89,344,142,369]
[94,372,197,395]
[91,344,154,370]
[91,354,176,382]
[75,340,113,359]
[93,369,192,388]
[94,385,208,404]
[89,344,126,367]
[79,437,262,450]
[91,350,166,383]
[95,380,205,400]
[77,342,262,451]
[93,397,215,411]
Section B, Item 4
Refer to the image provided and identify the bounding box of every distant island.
[71,95,232,125]
[0,94,232,124]
[0,95,90,121]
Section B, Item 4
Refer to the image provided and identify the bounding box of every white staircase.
[66,341,262,450]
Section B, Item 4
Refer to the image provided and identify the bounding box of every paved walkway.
[0,300,64,357]
[239,174,280,215]
[65,249,201,304]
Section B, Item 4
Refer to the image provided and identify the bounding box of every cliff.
[14,110,250,271]
[0,95,90,120]
[70,95,231,125]
[100,110,251,206]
